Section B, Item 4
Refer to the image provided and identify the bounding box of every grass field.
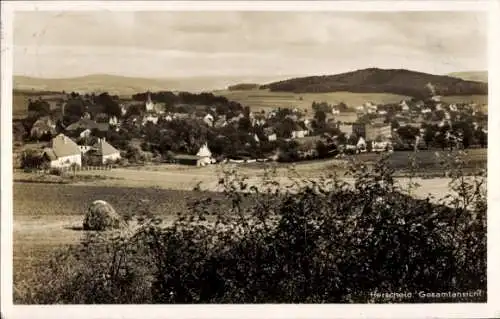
[440,95,488,106]
[215,89,409,113]
[13,184,227,286]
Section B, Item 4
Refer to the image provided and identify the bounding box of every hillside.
[13,74,294,96]
[261,68,488,98]
[447,71,488,83]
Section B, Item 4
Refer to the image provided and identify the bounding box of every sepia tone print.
[12,10,487,304]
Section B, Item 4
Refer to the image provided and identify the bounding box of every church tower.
[145,91,154,112]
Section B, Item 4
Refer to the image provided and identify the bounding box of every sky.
[13,11,488,79]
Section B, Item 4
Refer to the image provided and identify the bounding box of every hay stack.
[83,200,125,231]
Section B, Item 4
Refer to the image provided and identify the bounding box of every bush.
[14,151,487,304]
[20,149,45,170]
[49,167,63,176]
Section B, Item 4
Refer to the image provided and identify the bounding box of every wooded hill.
[261,68,488,98]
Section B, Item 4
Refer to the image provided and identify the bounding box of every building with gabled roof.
[90,138,121,164]
[42,133,82,168]
[173,143,214,166]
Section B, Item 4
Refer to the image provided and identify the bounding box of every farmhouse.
[91,138,121,164]
[173,143,214,167]
[30,116,56,139]
[42,134,82,168]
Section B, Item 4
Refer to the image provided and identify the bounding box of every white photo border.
[1,1,499,318]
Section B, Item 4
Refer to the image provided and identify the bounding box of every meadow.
[215,89,409,113]
[13,183,229,288]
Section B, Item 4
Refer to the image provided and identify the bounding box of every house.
[89,138,121,164]
[267,133,277,142]
[357,137,367,152]
[79,145,93,154]
[291,123,309,139]
[173,143,214,167]
[143,114,159,125]
[120,104,128,116]
[30,116,57,139]
[400,100,410,111]
[338,123,354,136]
[203,114,214,127]
[109,116,119,126]
[372,140,393,153]
[214,118,228,128]
[336,112,358,123]
[79,128,92,139]
[365,124,392,141]
[66,119,109,134]
[371,117,386,125]
[42,134,82,168]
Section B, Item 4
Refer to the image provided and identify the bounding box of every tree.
[238,117,252,132]
[276,118,296,139]
[64,98,86,119]
[316,140,329,158]
[475,128,487,148]
[13,121,26,141]
[423,124,437,147]
[96,93,121,118]
[314,110,327,127]
[336,102,348,112]
[397,126,419,143]
[27,98,50,116]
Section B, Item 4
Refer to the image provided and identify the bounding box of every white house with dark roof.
[43,134,82,168]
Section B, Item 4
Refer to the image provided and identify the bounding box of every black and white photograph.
[1,1,499,318]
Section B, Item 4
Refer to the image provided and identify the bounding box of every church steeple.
[145,90,154,112]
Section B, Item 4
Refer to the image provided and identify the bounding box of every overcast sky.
[13,11,488,79]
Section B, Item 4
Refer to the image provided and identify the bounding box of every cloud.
[13,11,487,78]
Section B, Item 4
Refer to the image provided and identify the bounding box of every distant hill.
[261,68,488,98]
[13,74,295,96]
[447,71,488,83]
[227,83,261,91]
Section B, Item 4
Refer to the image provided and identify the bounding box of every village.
[13,85,488,173]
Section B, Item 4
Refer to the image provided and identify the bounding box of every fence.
[34,165,115,175]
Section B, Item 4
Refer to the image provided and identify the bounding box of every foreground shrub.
[14,151,487,304]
